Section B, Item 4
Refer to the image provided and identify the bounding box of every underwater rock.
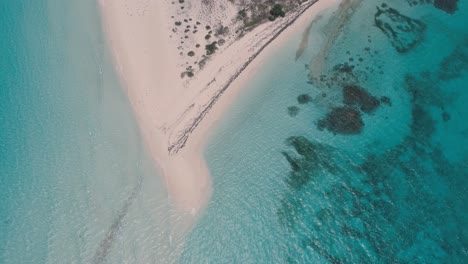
[374,7,426,53]
[286,136,335,164]
[318,107,364,135]
[434,0,458,14]
[281,152,311,189]
[282,136,341,189]
[277,6,467,261]
[297,94,312,104]
[380,96,392,106]
[442,111,450,122]
[404,74,445,108]
[333,63,354,74]
[287,106,300,117]
[438,40,468,80]
[411,105,435,140]
[343,85,381,113]
[277,196,305,229]
[316,208,334,222]
[302,239,344,264]
[309,61,370,91]
[341,225,364,239]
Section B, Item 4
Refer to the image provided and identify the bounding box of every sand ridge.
[99,0,342,215]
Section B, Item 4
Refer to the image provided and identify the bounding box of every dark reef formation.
[278,68,467,261]
[405,0,459,14]
[309,62,367,90]
[438,38,468,80]
[434,0,458,14]
[287,106,300,117]
[297,94,312,104]
[281,136,340,190]
[277,5,467,262]
[411,104,436,141]
[380,96,392,106]
[343,85,381,113]
[442,110,451,122]
[303,36,392,134]
[318,107,364,135]
[315,83,389,135]
[304,46,392,134]
[404,74,444,108]
[290,55,389,121]
[375,6,426,53]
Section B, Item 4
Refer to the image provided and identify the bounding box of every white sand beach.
[99,0,341,215]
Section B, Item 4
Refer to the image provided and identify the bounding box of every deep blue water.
[182,0,468,263]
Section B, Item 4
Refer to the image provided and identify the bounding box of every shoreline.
[99,0,341,215]
[184,0,343,180]
[167,0,329,155]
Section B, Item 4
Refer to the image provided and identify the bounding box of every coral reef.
[277,4,467,263]
[317,107,364,135]
[438,39,468,80]
[434,0,459,14]
[342,85,381,113]
[297,94,312,104]
[287,106,299,117]
[374,6,426,53]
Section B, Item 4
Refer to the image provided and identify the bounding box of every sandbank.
[99,0,341,215]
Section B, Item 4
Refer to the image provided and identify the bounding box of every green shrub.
[215,25,229,36]
[205,42,218,55]
[237,9,247,20]
[270,4,285,19]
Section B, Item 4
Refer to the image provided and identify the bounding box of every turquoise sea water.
[182,0,468,263]
[1,1,180,263]
[2,0,467,263]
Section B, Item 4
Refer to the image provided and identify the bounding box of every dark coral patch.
[442,111,451,122]
[287,106,300,117]
[380,96,392,106]
[438,39,468,80]
[411,105,435,141]
[434,0,458,14]
[343,85,381,113]
[374,7,426,53]
[318,107,364,135]
[333,63,354,74]
[282,136,341,190]
[297,94,312,104]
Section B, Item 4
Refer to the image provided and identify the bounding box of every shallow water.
[182,1,468,263]
[2,0,467,263]
[0,1,182,263]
